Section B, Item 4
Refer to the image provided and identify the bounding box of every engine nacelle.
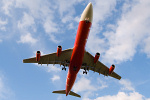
[57,45,62,57]
[109,64,115,74]
[94,52,100,63]
[36,51,41,61]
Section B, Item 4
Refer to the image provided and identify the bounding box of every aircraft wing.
[81,51,121,80]
[23,49,73,66]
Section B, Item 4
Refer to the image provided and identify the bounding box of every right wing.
[23,49,73,66]
[81,51,121,80]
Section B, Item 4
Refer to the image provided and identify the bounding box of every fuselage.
[66,3,93,96]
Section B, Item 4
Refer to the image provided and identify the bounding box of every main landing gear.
[62,60,69,71]
[83,71,87,74]
[62,66,66,71]
[83,67,88,74]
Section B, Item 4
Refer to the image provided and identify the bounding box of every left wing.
[81,51,121,80]
[23,49,73,66]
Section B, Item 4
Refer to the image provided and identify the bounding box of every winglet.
[52,90,81,98]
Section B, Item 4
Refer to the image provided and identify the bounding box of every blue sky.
[0,0,150,100]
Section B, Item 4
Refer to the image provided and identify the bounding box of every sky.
[0,0,150,100]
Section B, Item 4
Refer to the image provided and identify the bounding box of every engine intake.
[94,52,100,63]
[109,64,115,74]
[57,45,62,57]
[36,51,41,61]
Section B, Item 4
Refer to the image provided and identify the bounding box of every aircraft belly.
[66,20,92,95]
[69,21,91,74]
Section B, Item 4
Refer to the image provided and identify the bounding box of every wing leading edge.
[23,49,73,66]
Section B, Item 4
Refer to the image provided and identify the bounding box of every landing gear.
[83,67,88,74]
[62,60,69,71]
[62,66,66,71]
[83,71,87,74]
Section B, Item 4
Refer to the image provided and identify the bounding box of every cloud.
[73,77,97,93]
[55,0,83,17]
[83,79,150,100]
[17,33,37,44]
[43,18,60,43]
[18,12,35,30]
[0,18,7,31]
[1,0,61,44]
[1,0,14,15]
[87,0,150,64]
[142,36,150,58]
[34,64,61,73]
[102,0,150,64]
[119,79,135,91]
[73,76,108,98]
[51,75,60,82]
[0,74,14,100]
[87,0,117,55]
[94,92,144,100]
[46,65,61,73]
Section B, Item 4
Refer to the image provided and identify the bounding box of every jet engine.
[36,51,41,61]
[94,52,100,63]
[57,45,62,57]
[109,64,115,74]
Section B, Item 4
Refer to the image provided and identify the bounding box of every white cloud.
[17,33,37,44]
[46,65,61,73]
[15,0,60,43]
[51,75,60,82]
[94,92,144,100]
[0,18,7,31]
[87,0,150,64]
[119,79,135,91]
[34,63,61,73]
[73,77,97,93]
[55,0,82,17]
[142,36,150,58]
[102,0,150,64]
[0,75,14,100]
[97,78,108,90]
[18,12,35,29]
[43,18,60,43]
[1,0,14,15]
[87,0,117,54]
[73,76,108,99]
[84,79,150,100]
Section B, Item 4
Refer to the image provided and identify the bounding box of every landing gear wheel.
[83,71,87,74]
[62,67,66,71]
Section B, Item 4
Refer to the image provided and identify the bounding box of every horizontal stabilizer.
[52,90,66,94]
[69,91,81,98]
[52,90,81,98]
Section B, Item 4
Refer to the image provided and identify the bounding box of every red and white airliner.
[23,2,121,98]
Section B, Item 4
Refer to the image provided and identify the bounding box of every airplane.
[23,2,121,98]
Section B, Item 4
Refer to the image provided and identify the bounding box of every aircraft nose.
[80,2,93,23]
